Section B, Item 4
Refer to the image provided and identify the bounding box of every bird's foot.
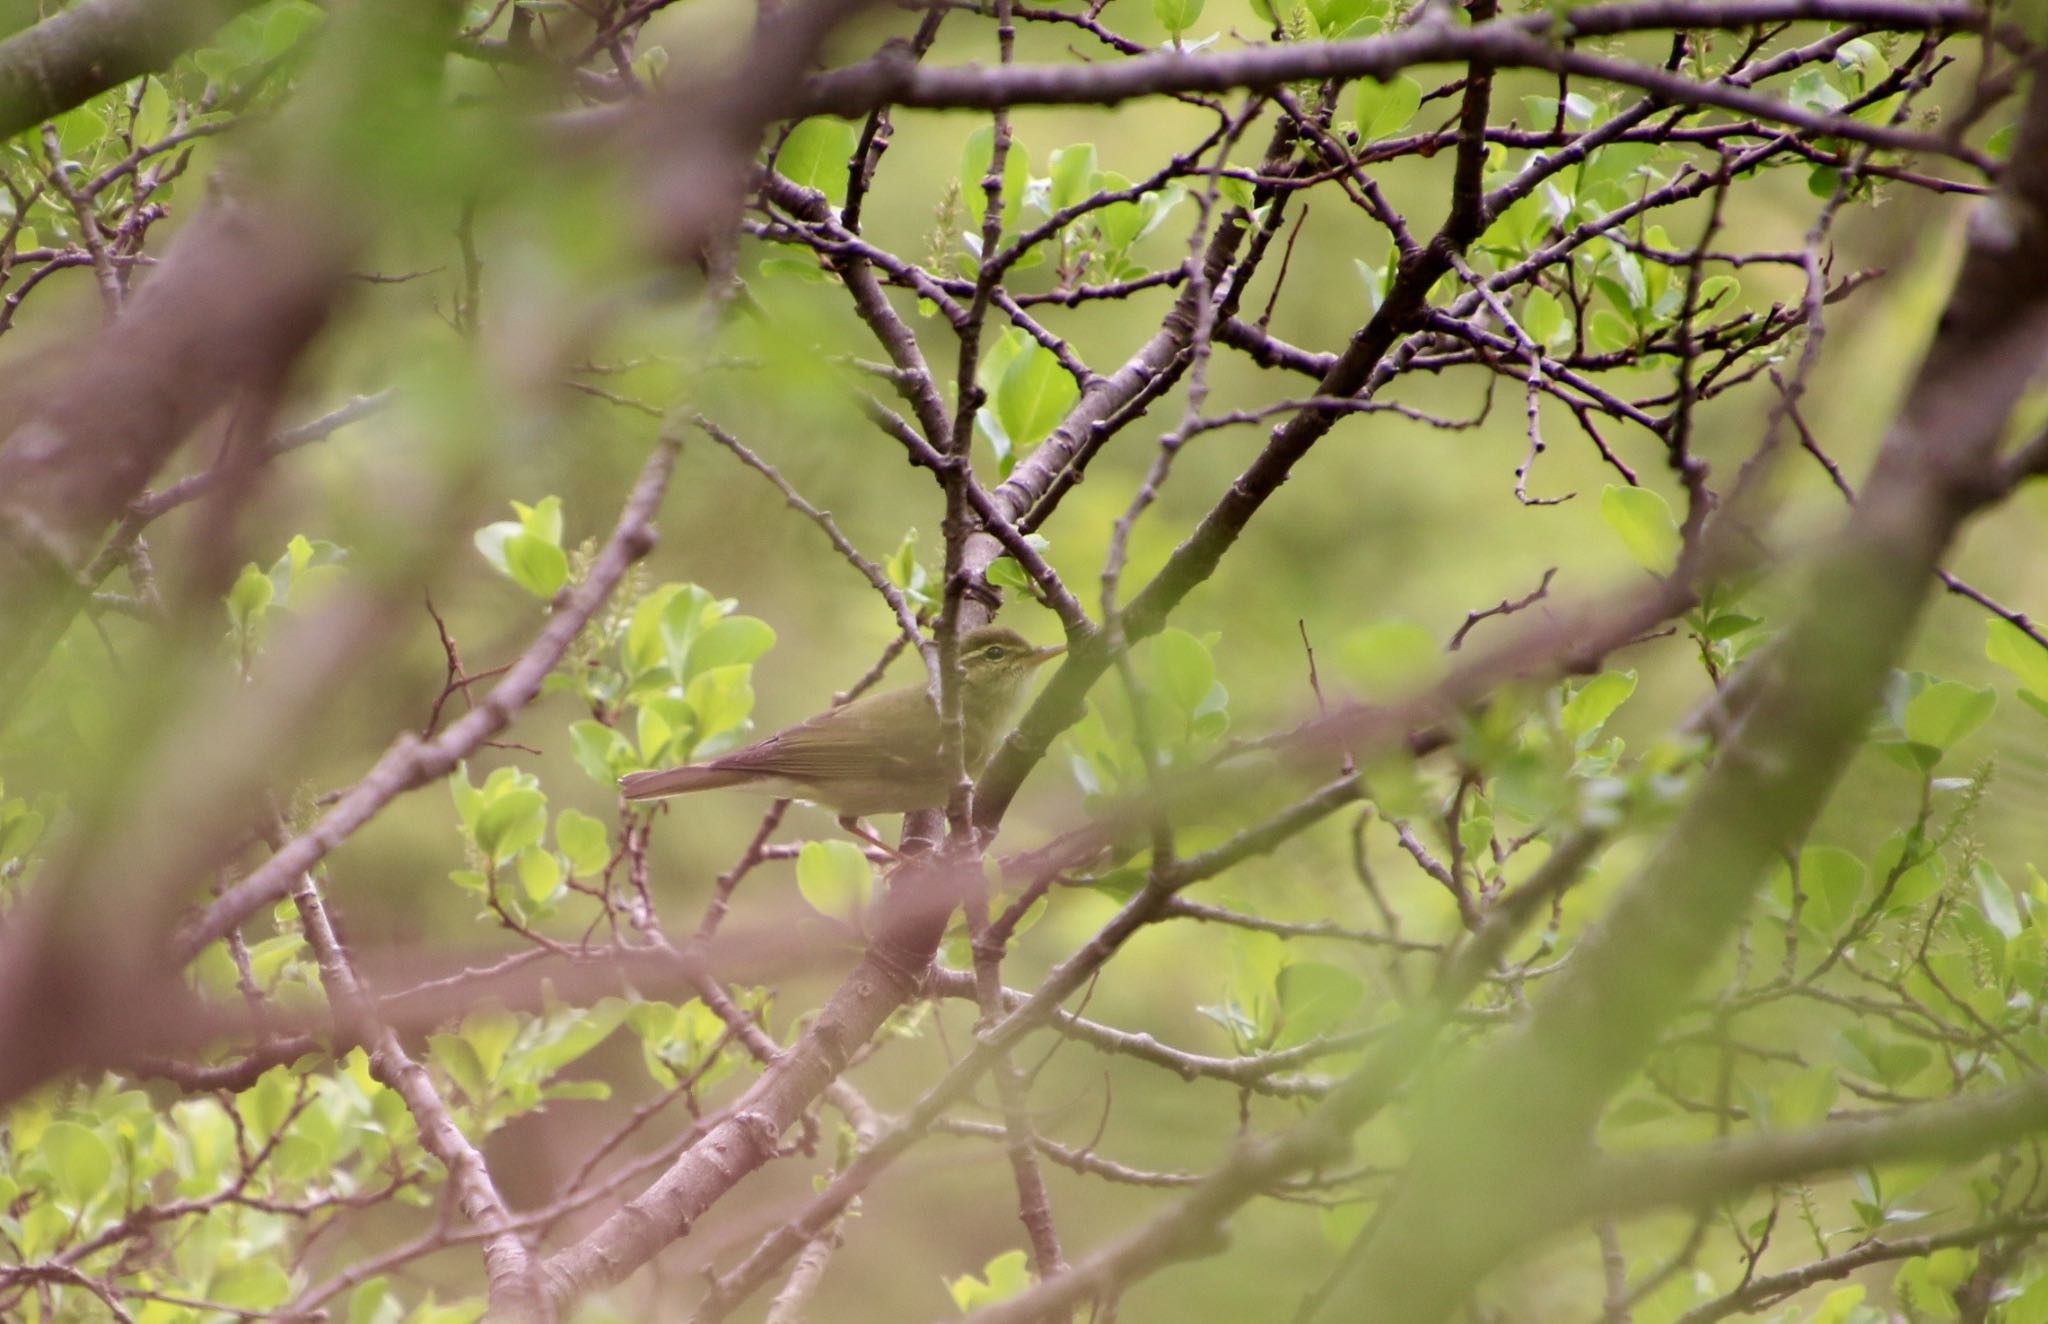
[837,816,904,861]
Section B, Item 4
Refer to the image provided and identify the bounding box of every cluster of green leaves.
[1362,644,1663,837]
[3,1,321,260]
[1251,0,1388,42]
[0,1058,433,1322]
[449,762,613,921]
[769,117,1187,389]
[1451,96,1765,355]
[475,495,571,599]
[624,997,741,1091]
[226,533,349,660]
[1198,927,1368,1056]
[953,127,1190,287]
[425,995,627,1128]
[1786,36,1913,197]
[555,576,777,787]
[180,1,326,94]
[947,1248,1032,1314]
[1874,670,1998,775]
[0,500,797,1319]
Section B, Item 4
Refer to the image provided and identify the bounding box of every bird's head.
[958,625,1064,711]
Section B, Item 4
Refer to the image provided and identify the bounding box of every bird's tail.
[619,765,752,800]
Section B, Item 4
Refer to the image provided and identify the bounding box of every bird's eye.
[983,646,1007,660]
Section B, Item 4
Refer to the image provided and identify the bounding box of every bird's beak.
[1031,644,1066,666]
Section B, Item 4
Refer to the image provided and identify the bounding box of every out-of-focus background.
[1,0,2044,1319]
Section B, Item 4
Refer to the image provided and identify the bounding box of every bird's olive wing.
[704,684,940,781]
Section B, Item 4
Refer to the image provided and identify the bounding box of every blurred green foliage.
[0,1,2046,1321]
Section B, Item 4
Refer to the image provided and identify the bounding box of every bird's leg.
[837,815,903,861]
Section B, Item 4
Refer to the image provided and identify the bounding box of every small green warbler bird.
[619,626,1063,832]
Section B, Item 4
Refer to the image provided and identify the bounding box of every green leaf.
[685,665,755,742]
[1600,248,1648,314]
[571,720,634,783]
[473,519,519,574]
[960,125,1030,227]
[526,998,629,1078]
[1354,75,1422,141]
[1975,860,2023,939]
[227,561,274,629]
[135,78,171,144]
[517,847,562,904]
[461,1003,520,1081]
[261,0,322,57]
[948,1249,1032,1312]
[348,1277,398,1324]
[778,117,858,204]
[1700,613,1760,641]
[41,1120,112,1205]
[1839,1027,1930,1087]
[1353,258,1386,313]
[688,615,776,679]
[1588,308,1634,353]
[1790,68,1848,114]
[1698,273,1739,312]
[1834,37,1889,91]
[514,496,563,544]
[475,788,546,865]
[797,840,873,923]
[503,531,569,598]
[637,705,673,764]
[1896,1248,1975,1315]
[887,530,930,605]
[1809,1286,1865,1324]
[1902,680,1995,755]
[1561,670,1635,745]
[987,556,1030,590]
[1775,845,1867,933]
[1599,484,1681,575]
[477,499,565,596]
[1149,628,1216,715]
[556,809,610,876]
[211,1259,292,1311]
[2005,1273,2048,1324]
[408,1297,489,1324]
[0,807,44,859]
[1049,144,1097,212]
[759,254,829,283]
[1307,0,1383,35]
[637,693,691,763]
[625,583,711,677]
[996,341,1079,452]
[1987,618,2048,695]
[1521,287,1565,347]
[1094,171,1145,251]
[1154,0,1204,36]
[1801,845,1867,932]
[429,1033,489,1101]
[1582,148,1658,211]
